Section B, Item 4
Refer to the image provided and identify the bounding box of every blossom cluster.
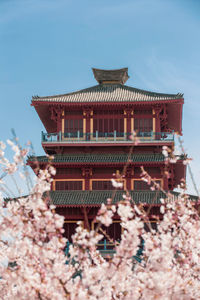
[0,139,199,299]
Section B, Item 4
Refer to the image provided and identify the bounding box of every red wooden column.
[160,166,167,190]
[126,166,134,191]
[124,109,133,138]
[153,105,162,134]
[83,107,93,139]
[82,167,93,190]
[168,165,175,190]
[61,109,65,137]
[160,165,175,190]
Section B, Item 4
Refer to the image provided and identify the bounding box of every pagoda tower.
[29,68,186,244]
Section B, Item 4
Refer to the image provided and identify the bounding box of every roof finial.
[92,68,129,85]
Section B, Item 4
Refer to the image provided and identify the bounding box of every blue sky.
[0,0,200,194]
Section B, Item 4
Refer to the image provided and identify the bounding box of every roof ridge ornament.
[92,68,129,85]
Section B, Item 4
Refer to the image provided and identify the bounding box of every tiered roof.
[28,153,167,165]
[49,190,198,206]
[4,191,198,206]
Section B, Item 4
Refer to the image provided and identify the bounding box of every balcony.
[41,131,174,144]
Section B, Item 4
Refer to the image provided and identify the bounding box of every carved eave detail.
[153,104,172,133]
[82,167,93,178]
[49,105,64,123]
[125,166,134,178]
[124,108,133,118]
[83,106,93,119]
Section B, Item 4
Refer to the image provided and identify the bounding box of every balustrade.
[41,131,174,143]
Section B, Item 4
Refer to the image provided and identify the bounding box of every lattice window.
[134,118,153,133]
[93,110,124,136]
[92,180,114,190]
[64,111,83,137]
[55,181,83,190]
[93,222,121,243]
[101,223,121,241]
[133,180,161,190]
[134,167,160,176]
[64,119,83,137]
[134,109,153,136]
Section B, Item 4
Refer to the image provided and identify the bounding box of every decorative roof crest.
[92,68,129,84]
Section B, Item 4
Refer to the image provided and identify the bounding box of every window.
[93,110,124,137]
[64,119,83,138]
[92,180,114,190]
[55,181,82,190]
[100,222,121,242]
[93,222,121,243]
[133,180,161,190]
[134,119,153,136]
[134,167,160,176]
[134,109,153,137]
[64,111,83,138]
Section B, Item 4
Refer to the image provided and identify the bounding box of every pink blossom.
[0,139,200,299]
[111,178,123,189]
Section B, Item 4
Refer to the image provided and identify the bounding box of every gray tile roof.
[28,153,166,164]
[49,190,198,206]
[4,191,198,206]
[32,84,183,104]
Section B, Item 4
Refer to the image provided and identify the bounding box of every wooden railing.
[41,131,174,143]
